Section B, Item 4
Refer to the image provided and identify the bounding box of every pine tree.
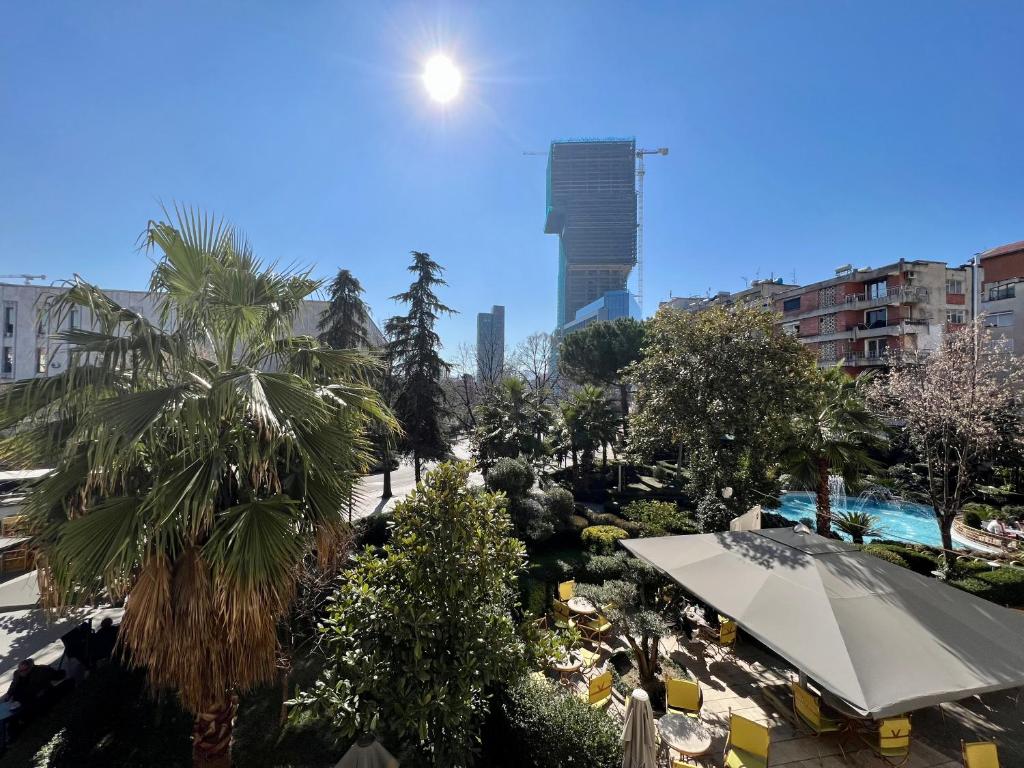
[386,252,456,482]
[318,268,370,349]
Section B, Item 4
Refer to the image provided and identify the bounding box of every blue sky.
[2,1,1023,353]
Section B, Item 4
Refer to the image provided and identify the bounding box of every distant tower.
[545,139,637,331]
[476,305,505,383]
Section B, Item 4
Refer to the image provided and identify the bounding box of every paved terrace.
[601,633,1022,767]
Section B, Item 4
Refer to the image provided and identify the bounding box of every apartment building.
[978,240,1024,353]
[773,260,973,372]
[0,281,383,382]
[661,278,797,314]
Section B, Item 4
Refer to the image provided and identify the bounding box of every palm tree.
[0,208,393,767]
[474,376,552,469]
[833,509,884,544]
[784,365,885,536]
[558,385,618,477]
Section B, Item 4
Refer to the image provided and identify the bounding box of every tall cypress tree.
[318,268,370,349]
[386,251,455,482]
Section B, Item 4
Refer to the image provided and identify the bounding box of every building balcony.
[843,286,929,308]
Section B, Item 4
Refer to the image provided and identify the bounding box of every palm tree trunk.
[192,696,237,768]
[382,445,392,499]
[676,439,684,473]
[602,443,608,470]
[815,458,831,536]
[414,454,421,483]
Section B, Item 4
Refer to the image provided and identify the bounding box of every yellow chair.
[580,613,613,645]
[1,514,28,537]
[705,615,738,660]
[582,669,612,708]
[723,710,770,768]
[1,545,32,575]
[665,677,703,717]
[792,682,842,736]
[558,580,575,601]
[672,761,698,768]
[578,646,602,673]
[962,740,1000,768]
[551,599,572,629]
[863,717,911,767]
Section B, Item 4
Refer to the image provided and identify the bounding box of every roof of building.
[979,240,1024,260]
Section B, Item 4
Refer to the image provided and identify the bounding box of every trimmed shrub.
[622,500,696,536]
[863,544,908,568]
[581,525,629,554]
[964,511,983,529]
[591,512,625,526]
[569,515,589,533]
[484,676,622,768]
[487,457,535,498]
[513,495,555,543]
[695,493,732,533]
[973,567,1024,606]
[962,502,999,521]
[1001,504,1024,520]
[582,553,629,582]
[355,511,391,548]
[868,542,939,576]
[543,487,576,529]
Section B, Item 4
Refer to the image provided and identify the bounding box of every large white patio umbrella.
[622,688,657,768]
[623,526,1024,718]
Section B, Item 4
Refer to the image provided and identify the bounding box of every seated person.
[985,516,1006,536]
[3,659,66,718]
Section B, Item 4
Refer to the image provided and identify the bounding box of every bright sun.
[422,54,462,103]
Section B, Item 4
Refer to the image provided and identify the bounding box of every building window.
[783,322,798,337]
[945,278,964,294]
[865,280,887,300]
[36,348,47,374]
[987,284,1016,301]
[1,346,12,375]
[946,310,966,325]
[984,311,1014,328]
[3,304,14,336]
[865,308,888,329]
[866,338,889,359]
[69,307,80,329]
[782,297,801,312]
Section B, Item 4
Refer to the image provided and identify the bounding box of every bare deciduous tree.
[868,322,1024,558]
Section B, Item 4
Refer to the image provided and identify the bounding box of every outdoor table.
[567,596,597,616]
[551,656,581,686]
[657,712,713,758]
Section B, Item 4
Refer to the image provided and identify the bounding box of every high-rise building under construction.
[544,138,637,330]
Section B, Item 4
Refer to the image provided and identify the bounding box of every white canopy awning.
[623,527,1024,718]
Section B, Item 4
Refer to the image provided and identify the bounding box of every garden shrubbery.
[962,502,999,520]
[581,525,629,554]
[483,676,622,768]
[621,499,696,536]
[952,567,1024,606]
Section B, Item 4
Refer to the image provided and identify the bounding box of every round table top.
[567,597,597,615]
[658,713,713,756]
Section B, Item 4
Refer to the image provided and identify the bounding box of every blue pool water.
[775,491,942,548]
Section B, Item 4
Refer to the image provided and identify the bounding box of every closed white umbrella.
[622,688,657,768]
[335,734,399,768]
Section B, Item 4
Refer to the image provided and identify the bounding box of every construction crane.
[635,147,668,315]
[0,274,46,284]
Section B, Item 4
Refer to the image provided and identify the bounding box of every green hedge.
[483,676,622,768]
[952,567,1024,606]
[581,525,629,554]
[863,544,908,568]
[962,502,1000,521]
[868,542,940,576]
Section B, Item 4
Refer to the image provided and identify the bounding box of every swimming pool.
[775,491,942,548]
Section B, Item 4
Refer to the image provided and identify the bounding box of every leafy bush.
[962,502,999,521]
[513,495,556,543]
[869,542,940,575]
[484,676,622,768]
[695,493,732,533]
[1001,504,1024,520]
[581,525,629,554]
[964,567,1024,606]
[591,511,625,526]
[863,544,908,568]
[569,515,589,533]
[581,552,629,582]
[487,457,536,498]
[964,511,983,529]
[543,487,576,529]
[622,500,695,536]
[355,511,391,548]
